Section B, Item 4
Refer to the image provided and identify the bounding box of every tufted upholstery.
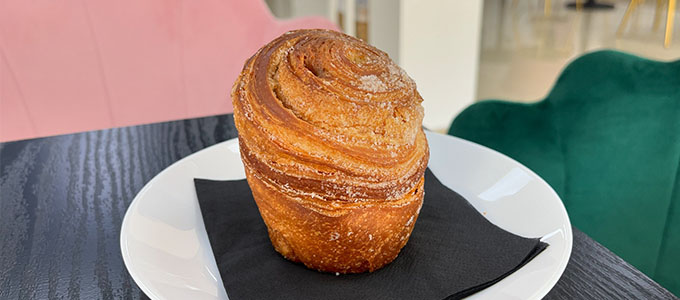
[449,50,680,295]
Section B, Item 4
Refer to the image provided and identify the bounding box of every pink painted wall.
[0,0,338,142]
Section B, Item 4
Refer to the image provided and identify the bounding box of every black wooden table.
[0,114,676,300]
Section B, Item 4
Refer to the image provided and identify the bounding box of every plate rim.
[430,132,573,299]
[119,138,238,300]
[120,132,573,300]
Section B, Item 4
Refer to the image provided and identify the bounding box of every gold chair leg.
[653,0,664,31]
[665,0,676,48]
[576,0,583,11]
[545,0,552,17]
[618,0,640,37]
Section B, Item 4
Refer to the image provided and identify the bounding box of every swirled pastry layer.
[232,29,429,273]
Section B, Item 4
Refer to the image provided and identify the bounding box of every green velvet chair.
[448,50,680,295]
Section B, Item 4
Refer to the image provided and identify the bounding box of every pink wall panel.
[0,0,338,142]
[0,0,114,139]
[83,0,187,127]
[1,54,35,141]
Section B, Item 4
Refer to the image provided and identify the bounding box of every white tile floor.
[477,0,680,103]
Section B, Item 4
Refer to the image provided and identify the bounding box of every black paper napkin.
[195,169,547,300]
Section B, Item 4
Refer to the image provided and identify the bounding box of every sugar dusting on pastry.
[358,75,387,92]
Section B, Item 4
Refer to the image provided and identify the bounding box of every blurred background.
[266,0,680,131]
[1,0,678,138]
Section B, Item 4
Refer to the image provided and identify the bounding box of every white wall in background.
[266,0,329,18]
[400,0,483,131]
[368,0,400,62]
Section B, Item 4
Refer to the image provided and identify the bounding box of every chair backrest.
[449,50,680,295]
[0,0,337,142]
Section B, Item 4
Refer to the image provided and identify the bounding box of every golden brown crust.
[232,29,429,273]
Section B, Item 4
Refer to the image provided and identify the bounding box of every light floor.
[477,0,680,103]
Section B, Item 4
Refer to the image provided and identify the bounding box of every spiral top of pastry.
[232,29,429,213]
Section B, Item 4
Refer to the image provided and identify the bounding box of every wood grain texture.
[545,229,677,299]
[0,114,676,299]
[0,115,238,299]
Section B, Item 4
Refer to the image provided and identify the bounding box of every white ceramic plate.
[121,132,572,300]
